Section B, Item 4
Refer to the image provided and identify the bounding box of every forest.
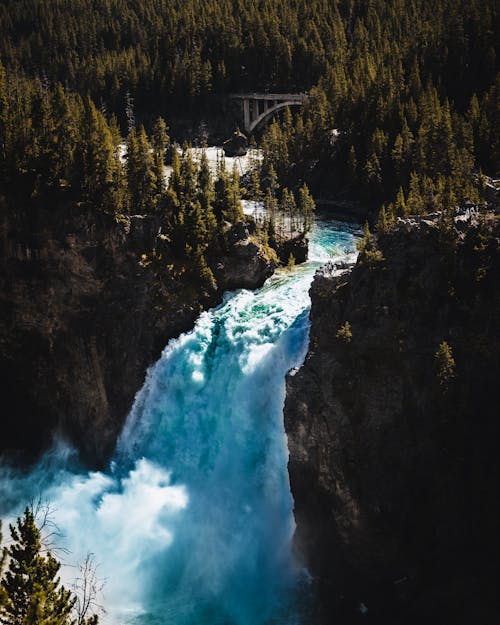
[0,0,498,225]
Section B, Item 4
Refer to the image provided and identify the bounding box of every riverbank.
[285,210,500,624]
[0,193,305,468]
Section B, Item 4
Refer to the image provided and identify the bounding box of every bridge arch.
[248,101,304,133]
[229,93,308,134]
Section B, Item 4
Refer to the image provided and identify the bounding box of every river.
[0,215,358,625]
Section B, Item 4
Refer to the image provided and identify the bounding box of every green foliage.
[193,254,216,293]
[0,508,88,625]
[298,184,316,232]
[336,321,352,343]
[126,125,157,214]
[252,0,498,213]
[213,158,243,225]
[0,67,254,275]
[0,509,102,625]
[435,341,456,389]
[79,97,124,213]
[357,222,384,265]
[151,117,170,200]
[251,174,314,240]
[0,0,497,290]
[376,206,395,235]
[249,168,262,201]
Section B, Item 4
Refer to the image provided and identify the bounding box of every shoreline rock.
[285,214,500,624]
[0,205,303,469]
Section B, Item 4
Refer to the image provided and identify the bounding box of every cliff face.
[0,202,282,468]
[285,214,500,624]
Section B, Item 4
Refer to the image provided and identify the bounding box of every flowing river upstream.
[0,216,358,625]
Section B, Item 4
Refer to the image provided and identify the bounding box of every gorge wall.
[285,213,500,624]
[0,200,298,468]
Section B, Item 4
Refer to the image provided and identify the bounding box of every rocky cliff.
[285,212,500,624]
[0,201,290,468]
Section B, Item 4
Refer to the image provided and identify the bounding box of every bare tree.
[72,553,106,625]
[29,496,70,557]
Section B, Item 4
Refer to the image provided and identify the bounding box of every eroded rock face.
[285,215,500,624]
[0,207,286,468]
[275,233,308,265]
[215,221,276,290]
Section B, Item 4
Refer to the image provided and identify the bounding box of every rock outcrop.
[275,232,308,265]
[0,203,284,468]
[285,213,500,624]
[215,219,276,290]
[222,130,248,157]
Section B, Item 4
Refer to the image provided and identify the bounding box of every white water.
[0,217,358,625]
[118,144,261,183]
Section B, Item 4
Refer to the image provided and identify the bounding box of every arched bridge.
[230,92,308,134]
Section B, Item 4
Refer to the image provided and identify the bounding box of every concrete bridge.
[229,92,308,134]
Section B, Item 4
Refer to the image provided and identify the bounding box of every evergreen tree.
[298,183,315,233]
[197,149,217,243]
[184,199,208,257]
[78,97,123,213]
[228,163,243,223]
[179,147,197,204]
[0,510,100,625]
[281,188,298,237]
[376,205,395,235]
[126,125,156,213]
[249,167,262,201]
[168,148,183,202]
[151,117,169,199]
[0,508,76,625]
[406,172,425,215]
[213,158,242,224]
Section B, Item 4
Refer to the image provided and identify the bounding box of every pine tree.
[406,172,425,215]
[249,167,262,201]
[49,85,78,189]
[281,188,298,237]
[126,125,156,213]
[376,205,395,234]
[151,116,169,199]
[356,220,383,264]
[193,253,216,292]
[298,183,315,233]
[213,158,242,224]
[357,221,372,255]
[78,97,123,213]
[197,149,217,243]
[0,508,76,625]
[184,199,208,257]
[228,163,243,223]
[265,163,279,198]
[394,186,407,216]
[179,145,197,204]
[168,148,183,201]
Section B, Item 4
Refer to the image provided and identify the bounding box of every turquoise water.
[0,217,358,625]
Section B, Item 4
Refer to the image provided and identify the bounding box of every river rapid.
[0,216,358,625]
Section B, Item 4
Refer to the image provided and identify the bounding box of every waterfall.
[0,218,358,625]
